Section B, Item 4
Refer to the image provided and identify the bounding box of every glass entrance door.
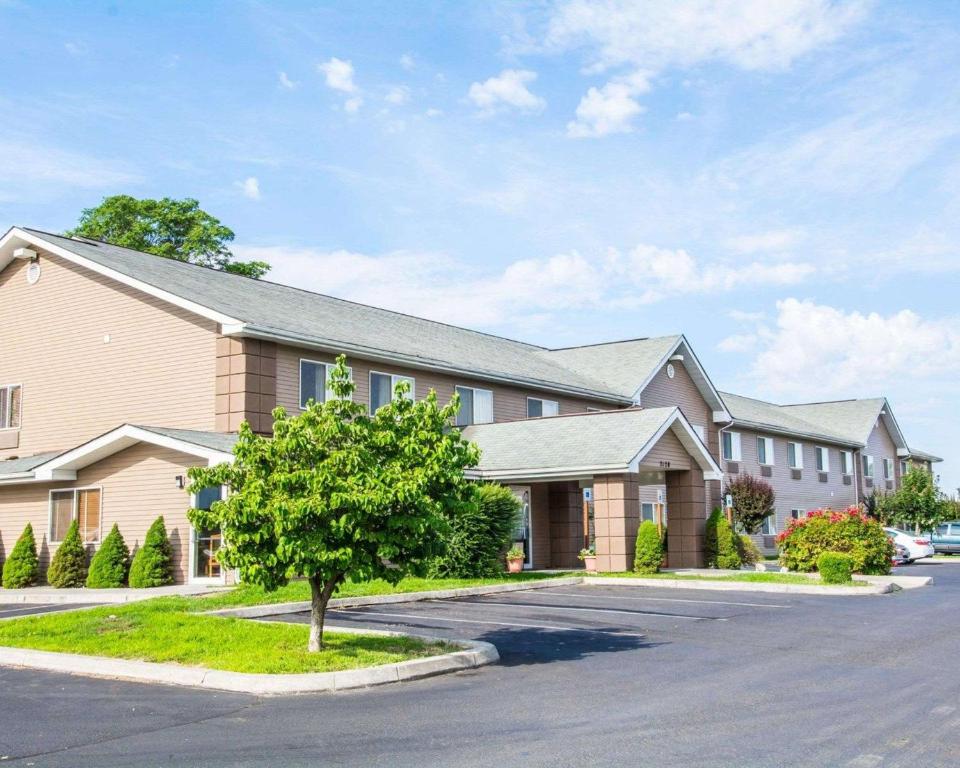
[192,486,224,582]
[509,486,532,568]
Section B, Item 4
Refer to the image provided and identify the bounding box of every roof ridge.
[781,397,885,408]
[545,335,678,352]
[464,405,674,428]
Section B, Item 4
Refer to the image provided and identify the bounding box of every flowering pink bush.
[777,506,892,575]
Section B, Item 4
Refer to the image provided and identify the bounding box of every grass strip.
[595,571,869,586]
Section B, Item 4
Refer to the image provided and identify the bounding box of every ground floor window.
[49,487,101,543]
[761,515,776,535]
[193,486,223,580]
[641,502,655,522]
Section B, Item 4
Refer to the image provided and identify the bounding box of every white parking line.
[540,591,790,609]
[438,599,716,621]
[330,608,648,637]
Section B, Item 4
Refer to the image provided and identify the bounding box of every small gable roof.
[781,398,907,449]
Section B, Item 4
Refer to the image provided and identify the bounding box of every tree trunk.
[307,574,341,652]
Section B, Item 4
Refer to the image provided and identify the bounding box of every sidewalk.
[0,584,230,605]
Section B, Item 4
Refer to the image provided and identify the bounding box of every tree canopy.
[67,195,270,278]
[726,474,776,535]
[188,356,479,651]
[877,467,948,533]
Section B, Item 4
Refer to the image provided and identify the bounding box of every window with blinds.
[0,384,21,429]
[49,488,101,543]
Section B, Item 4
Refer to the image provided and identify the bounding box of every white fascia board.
[896,448,910,457]
[628,336,726,412]
[713,410,731,423]
[471,463,628,482]
[880,399,909,450]
[627,408,723,477]
[34,425,233,480]
[0,228,243,329]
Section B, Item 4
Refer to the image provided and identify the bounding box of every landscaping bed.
[594,571,869,586]
[0,596,452,675]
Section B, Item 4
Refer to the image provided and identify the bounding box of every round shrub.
[736,534,763,567]
[129,516,175,588]
[47,520,88,588]
[430,483,521,578]
[2,523,40,588]
[778,507,892,575]
[633,520,664,574]
[817,551,854,584]
[86,523,130,588]
[705,508,741,569]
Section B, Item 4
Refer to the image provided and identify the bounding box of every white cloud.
[728,309,766,323]
[567,71,650,137]
[676,111,693,121]
[725,298,960,397]
[717,333,759,353]
[237,176,261,200]
[725,229,804,254]
[468,69,546,115]
[425,108,443,118]
[235,241,815,328]
[344,96,363,114]
[318,57,358,93]
[385,85,410,105]
[278,71,297,90]
[64,42,86,56]
[399,54,416,71]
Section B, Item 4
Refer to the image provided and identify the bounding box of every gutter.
[727,419,862,449]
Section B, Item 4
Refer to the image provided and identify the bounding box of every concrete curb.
[207,577,583,619]
[859,574,932,589]
[0,586,228,605]
[0,626,498,696]
[584,576,892,595]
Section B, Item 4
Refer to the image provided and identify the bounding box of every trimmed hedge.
[47,520,89,588]
[129,516,175,588]
[429,483,521,578]
[86,523,130,588]
[705,508,741,569]
[633,520,664,574]
[2,523,40,588]
[817,551,854,584]
[778,507,892,575]
[736,534,763,567]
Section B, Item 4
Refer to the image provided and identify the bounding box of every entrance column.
[665,468,707,567]
[593,473,640,572]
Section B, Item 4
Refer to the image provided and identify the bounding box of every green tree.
[67,195,270,278]
[705,508,741,569]
[726,475,776,534]
[883,468,948,533]
[188,356,479,651]
[2,523,40,588]
[47,520,88,588]
[633,520,664,574]
[86,524,130,588]
[430,483,521,578]
[129,517,175,588]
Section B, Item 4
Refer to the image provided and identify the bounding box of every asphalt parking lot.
[1,564,959,767]
[0,602,102,619]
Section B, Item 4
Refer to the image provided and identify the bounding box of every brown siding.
[641,429,692,470]
[0,253,218,460]
[274,344,611,422]
[0,443,205,583]
[215,337,277,434]
[529,483,552,570]
[859,420,898,497]
[548,481,583,568]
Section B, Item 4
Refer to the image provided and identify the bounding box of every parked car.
[930,522,960,555]
[891,542,910,566]
[884,528,935,563]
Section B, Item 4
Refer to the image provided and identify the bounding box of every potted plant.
[578,547,597,572]
[505,545,525,573]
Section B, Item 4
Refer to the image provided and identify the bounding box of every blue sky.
[2,0,958,493]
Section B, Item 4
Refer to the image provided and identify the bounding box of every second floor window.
[862,454,874,478]
[840,450,853,475]
[756,436,774,465]
[722,431,741,461]
[787,442,803,469]
[455,385,493,426]
[299,359,351,409]
[0,384,21,429]
[816,446,829,472]
[527,397,559,418]
[369,372,415,413]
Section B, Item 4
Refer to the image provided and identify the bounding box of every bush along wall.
[128,516,175,588]
[634,520,664,574]
[2,523,40,588]
[777,507,892,575]
[705,508,741,569]
[86,524,130,588]
[47,520,89,588]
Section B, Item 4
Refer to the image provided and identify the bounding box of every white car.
[884,528,935,563]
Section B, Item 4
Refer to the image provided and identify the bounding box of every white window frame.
[526,397,559,418]
[299,358,352,409]
[761,515,776,535]
[756,436,774,466]
[189,484,229,585]
[883,457,894,480]
[48,485,103,545]
[788,442,804,470]
[455,385,494,426]
[641,502,656,522]
[369,371,415,414]
[722,431,742,461]
[899,459,908,477]
[790,509,804,520]
[863,454,874,478]
[0,383,22,431]
[840,450,853,475]
[815,446,829,473]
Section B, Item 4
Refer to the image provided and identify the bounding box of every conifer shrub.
[86,523,130,588]
[817,551,854,584]
[129,516,175,588]
[2,523,40,589]
[47,520,88,588]
[633,520,664,574]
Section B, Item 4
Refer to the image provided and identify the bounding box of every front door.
[509,485,532,568]
[190,486,225,583]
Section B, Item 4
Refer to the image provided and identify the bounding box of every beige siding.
[0,443,206,583]
[641,429,692,470]
[275,344,611,423]
[0,252,218,460]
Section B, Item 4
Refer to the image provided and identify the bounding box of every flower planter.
[582,555,597,572]
[506,558,524,574]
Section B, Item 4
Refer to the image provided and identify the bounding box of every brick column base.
[665,468,707,568]
[593,473,640,572]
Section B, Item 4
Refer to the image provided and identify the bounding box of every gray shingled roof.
[720,392,860,446]
[779,399,888,445]
[20,229,636,402]
[537,336,681,397]
[464,407,685,474]
[134,426,239,454]
[0,451,63,479]
[907,448,943,463]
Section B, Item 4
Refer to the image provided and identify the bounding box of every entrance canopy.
[463,407,721,482]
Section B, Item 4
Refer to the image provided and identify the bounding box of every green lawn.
[594,571,868,586]
[193,572,570,611]
[0,597,452,674]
